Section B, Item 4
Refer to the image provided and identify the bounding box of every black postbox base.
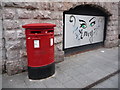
[28,62,55,80]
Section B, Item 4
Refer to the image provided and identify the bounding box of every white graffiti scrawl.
[65,14,105,49]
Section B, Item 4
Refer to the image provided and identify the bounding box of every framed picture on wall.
[64,14,105,49]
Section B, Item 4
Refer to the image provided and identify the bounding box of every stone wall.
[0,2,3,74]
[1,1,119,75]
[118,2,120,45]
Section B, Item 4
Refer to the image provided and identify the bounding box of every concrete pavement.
[93,73,119,88]
[2,47,119,88]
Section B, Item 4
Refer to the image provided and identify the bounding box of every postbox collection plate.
[34,40,40,48]
[50,38,53,46]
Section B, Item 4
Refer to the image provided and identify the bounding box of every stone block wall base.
[1,60,6,74]
[104,40,119,48]
[55,51,64,63]
[4,53,64,75]
[5,59,27,75]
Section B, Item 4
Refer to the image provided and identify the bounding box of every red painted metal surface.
[22,23,56,67]
[22,23,56,29]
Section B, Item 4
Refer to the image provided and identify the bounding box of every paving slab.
[42,76,65,88]
[0,75,2,90]
[93,74,119,88]
[52,69,73,84]
[2,47,118,88]
[63,79,81,88]
[24,75,47,88]
[72,73,95,87]
[2,73,28,88]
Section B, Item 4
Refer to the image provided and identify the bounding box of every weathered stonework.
[3,20,20,30]
[0,19,2,74]
[54,35,63,44]
[55,44,64,63]
[3,8,17,19]
[2,2,38,10]
[17,9,35,19]
[6,58,27,75]
[1,1,119,75]
[50,11,63,20]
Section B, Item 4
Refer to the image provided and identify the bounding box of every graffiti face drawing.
[69,15,103,44]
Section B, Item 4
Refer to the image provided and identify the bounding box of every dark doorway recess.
[63,4,110,55]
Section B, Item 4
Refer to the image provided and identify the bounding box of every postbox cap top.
[22,23,56,29]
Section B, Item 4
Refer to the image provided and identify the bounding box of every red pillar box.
[22,23,56,80]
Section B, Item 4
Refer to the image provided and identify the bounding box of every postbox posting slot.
[31,31,41,34]
[30,30,53,34]
[44,30,54,34]
[28,33,53,36]
[48,30,53,33]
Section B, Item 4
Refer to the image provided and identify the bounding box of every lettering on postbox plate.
[50,38,53,46]
[34,40,40,48]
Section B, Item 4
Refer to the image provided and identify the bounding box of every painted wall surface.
[65,14,105,49]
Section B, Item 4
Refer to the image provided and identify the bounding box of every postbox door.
[26,34,54,67]
[40,35,54,65]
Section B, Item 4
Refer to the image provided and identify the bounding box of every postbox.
[22,23,56,80]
